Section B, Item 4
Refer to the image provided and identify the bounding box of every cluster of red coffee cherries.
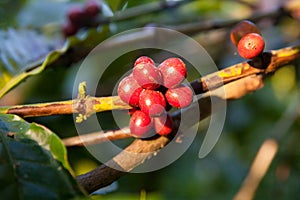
[118,56,193,138]
[230,20,265,59]
[62,0,101,37]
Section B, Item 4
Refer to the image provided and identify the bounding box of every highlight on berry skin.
[237,33,265,59]
[133,63,163,90]
[158,58,187,88]
[138,89,166,117]
[165,84,193,108]
[117,75,143,107]
[129,110,153,138]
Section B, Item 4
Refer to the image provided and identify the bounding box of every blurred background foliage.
[0,0,300,199]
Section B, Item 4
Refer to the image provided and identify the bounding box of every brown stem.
[233,93,300,200]
[77,136,169,194]
[1,96,131,118]
[63,127,131,147]
[233,139,278,200]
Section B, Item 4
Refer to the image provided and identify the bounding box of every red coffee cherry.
[237,33,265,59]
[84,0,101,17]
[154,113,173,136]
[139,89,166,117]
[118,75,143,107]
[67,6,88,25]
[133,63,162,89]
[158,58,187,88]
[230,20,261,46]
[165,85,193,108]
[134,56,155,67]
[62,22,79,37]
[130,110,153,138]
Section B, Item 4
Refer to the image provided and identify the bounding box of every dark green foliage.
[0,114,85,199]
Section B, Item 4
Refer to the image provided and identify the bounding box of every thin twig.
[63,127,131,147]
[174,8,281,35]
[233,139,279,200]
[95,0,189,25]
[233,94,300,200]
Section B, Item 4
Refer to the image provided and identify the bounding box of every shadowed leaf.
[0,114,73,172]
[0,114,85,199]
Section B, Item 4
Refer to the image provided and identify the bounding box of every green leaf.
[0,0,114,98]
[0,27,110,98]
[0,114,73,173]
[0,28,63,94]
[0,114,85,199]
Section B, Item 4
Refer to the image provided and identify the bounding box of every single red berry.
[139,89,166,117]
[133,63,162,89]
[130,110,153,138]
[154,113,173,136]
[62,22,79,37]
[158,58,187,88]
[165,85,193,108]
[134,56,155,67]
[237,33,265,59]
[118,75,143,107]
[84,0,101,17]
[67,6,88,25]
[230,20,261,46]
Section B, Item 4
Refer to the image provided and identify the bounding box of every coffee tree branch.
[0,96,130,118]
[0,45,299,118]
[63,74,264,147]
[76,73,265,193]
[76,44,300,193]
[174,8,282,35]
